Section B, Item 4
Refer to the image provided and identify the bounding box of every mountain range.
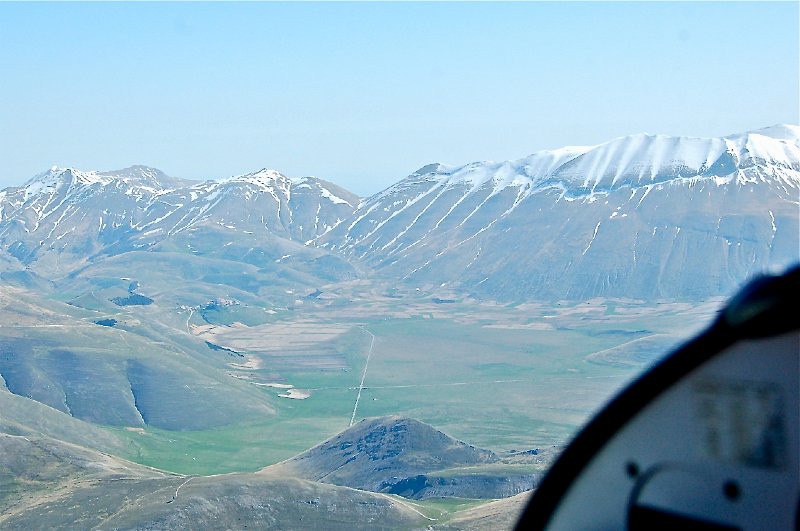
[320,124,800,300]
[2,125,797,303]
[1,125,798,529]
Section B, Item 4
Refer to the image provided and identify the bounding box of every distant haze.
[0,2,797,195]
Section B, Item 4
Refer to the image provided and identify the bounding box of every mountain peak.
[317,125,799,302]
[23,166,102,192]
[550,126,800,192]
[353,125,800,237]
[249,167,286,179]
[23,165,182,192]
[413,163,445,176]
[218,168,290,191]
[265,416,498,495]
[99,165,165,179]
[736,124,800,143]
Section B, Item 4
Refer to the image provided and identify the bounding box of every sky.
[0,2,797,196]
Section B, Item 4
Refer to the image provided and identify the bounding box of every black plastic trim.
[628,505,741,531]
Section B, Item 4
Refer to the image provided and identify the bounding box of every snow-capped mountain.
[2,125,797,302]
[0,165,358,280]
[318,125,800,300]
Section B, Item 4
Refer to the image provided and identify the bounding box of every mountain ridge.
[0,164,360,287]
[1,124,798,302]
[317,125,799,301]
[263,416,540,500]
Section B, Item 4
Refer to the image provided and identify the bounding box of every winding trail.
[185,308,195,335]
[349,328,376,427]
[168,476,195,503]
[377,493,437,521]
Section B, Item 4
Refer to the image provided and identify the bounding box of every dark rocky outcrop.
[265,416,538,499]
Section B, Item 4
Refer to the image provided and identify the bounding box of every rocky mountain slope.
[1,125,797,303]
[0,284,277,431]
[0,429,428,530]
[319,125,800,301]
[2,126,794,528]
[0,406,532,529]
[266,416,539,500]
[0,165,359,287]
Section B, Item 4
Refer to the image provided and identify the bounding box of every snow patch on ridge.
[326,125,800,257]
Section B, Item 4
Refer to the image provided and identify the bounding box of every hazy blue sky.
[1,2,797,195]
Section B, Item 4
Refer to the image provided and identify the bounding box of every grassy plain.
[2,276,722,476]
[398,496,490,520]
[105,281,722,475]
